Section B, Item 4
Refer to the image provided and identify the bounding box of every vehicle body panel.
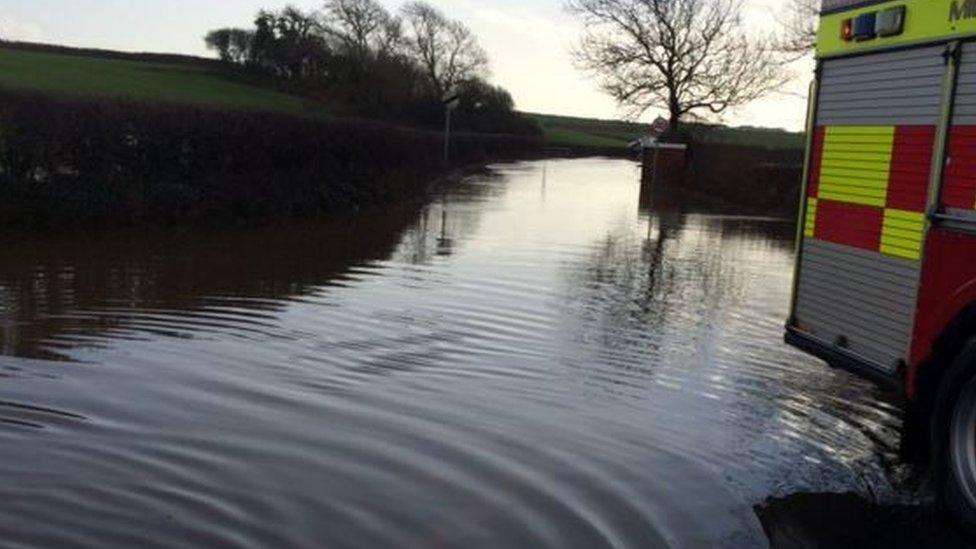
[792,45,942,377]
[788,0,976,396]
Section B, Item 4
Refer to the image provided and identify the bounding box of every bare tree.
[777,0,819,59]
[568,0,788,133]
[321,0,403,58]
[276,6,323,42]
[375,16,405,59]
[401,2,489,97]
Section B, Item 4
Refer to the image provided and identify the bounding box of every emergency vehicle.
[786,0,976,532]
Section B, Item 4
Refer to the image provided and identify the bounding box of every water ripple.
[0,159,898,548]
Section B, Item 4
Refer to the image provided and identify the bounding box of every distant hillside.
[528,113,805,150]
[0,41,536,136]
[0,41,802,152]
[0,42,321,115]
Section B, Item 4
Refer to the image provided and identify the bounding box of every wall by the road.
[641,142,804,217]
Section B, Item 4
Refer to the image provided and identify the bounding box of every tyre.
[932,338,976,537]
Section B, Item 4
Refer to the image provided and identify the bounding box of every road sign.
[649,116,670,138]
[443,94,461,111]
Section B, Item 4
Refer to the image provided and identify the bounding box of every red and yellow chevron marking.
[805,124,934,261]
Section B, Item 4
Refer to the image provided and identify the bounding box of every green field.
[0,43,804,151]
[539,126,631,148]
[0,47,315,114]
[528,112,805,150]
[530,114,637,148]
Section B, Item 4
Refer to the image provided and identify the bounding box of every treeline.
[205,0,540,136]
[0,91,542,228]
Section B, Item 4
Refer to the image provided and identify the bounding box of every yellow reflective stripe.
[819,126,894,207]
[805,198,818,238]
[818,0,976,57]
[883,220,923,233]
[819,167,892,182]
[826,126,898,136]
[821,147,894,157]
[820,182,888,195]
[885,209,927,223]
[880,209,925,261]
[823,126,896,142]
[880,242,923,260]
[818,189,888,207]
[884,227,923,240]
[820,158,893,170]
[821,143,895,153]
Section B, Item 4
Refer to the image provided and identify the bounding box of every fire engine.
[786,0,976,532]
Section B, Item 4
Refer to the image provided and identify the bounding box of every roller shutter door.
[795,45,946,372]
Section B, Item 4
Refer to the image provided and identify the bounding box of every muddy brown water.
[0,159,910,548]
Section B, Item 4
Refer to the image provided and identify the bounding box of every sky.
[0,0,813,131]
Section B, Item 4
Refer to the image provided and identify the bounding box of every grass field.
[0,47,315,114]
[0,42,804,151]
[539,126,631,148]
[528,113,806,150]
[530,114,637,149]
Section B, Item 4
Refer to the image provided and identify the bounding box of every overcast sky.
[0,0,812,130]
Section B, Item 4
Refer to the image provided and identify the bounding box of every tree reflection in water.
[559,177,901,504]
[0,159,916,548]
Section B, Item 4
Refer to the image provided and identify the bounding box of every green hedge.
[0,91,541,227]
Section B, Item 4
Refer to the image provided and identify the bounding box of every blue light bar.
[852,12,877,40]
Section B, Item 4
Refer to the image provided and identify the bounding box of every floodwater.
[0,158,905,548]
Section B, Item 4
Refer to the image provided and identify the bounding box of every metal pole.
[652,147,660,188]
[787,73,821,323]
[444,107,452,166]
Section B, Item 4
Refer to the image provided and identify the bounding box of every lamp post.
[443,90,460,166]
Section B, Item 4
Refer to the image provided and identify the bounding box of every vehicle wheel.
[932,338,976,537]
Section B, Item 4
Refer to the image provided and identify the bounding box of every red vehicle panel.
[909,228,976,396]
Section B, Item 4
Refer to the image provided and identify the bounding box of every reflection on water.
[0,159,901,548]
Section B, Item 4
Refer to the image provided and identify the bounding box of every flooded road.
[0,158,904,548]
